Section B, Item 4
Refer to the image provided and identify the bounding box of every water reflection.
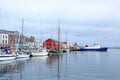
[0,51,109,80]
[0,58,29,80]
[46,55,63,80]
[75,51,109,65]
[1,49,120,80]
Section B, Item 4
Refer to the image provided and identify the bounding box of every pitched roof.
[45,38,58,42]
[0,29,19,35]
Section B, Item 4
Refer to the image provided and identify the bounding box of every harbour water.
[0,49,120,80]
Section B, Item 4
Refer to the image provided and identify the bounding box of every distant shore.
[108,47,120,49]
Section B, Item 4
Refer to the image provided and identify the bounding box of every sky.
[0,0,120,47]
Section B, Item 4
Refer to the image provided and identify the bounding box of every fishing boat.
[49,20,63,56]
[79,42,108,51]
[49,50,63,56]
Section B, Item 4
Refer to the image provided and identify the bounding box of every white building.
[0,34,9,44]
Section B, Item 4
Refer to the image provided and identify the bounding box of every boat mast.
[66,32,67,48]
[58,20,61,51]
[0,0,2,24]
[57,20,61,79]
[22,18,24,44]
[57,20,60,78]
[20,18,24,49]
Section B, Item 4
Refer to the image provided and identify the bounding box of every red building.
[43,38,60,49]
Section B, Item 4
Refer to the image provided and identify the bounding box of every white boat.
[31,49,49,57]
[15,19,30,59]
[16,54,30,58]
[0,48,16,61]
[16,51,30,58]
[0,54,16,61]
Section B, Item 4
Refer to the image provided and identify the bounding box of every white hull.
[0,55,16,61]
[16,54,30,58]
[84,47,100,49]
[31,52,48,56]
[31,49,49,57]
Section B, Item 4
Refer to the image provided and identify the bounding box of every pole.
[58,20,60,51]
[22,18,24,44]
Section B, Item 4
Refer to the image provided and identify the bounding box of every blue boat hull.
[79,47,108,51]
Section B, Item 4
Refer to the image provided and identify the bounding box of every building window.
[3,35,4,39]
[3,40,4,44]
[6,36,7,39]
[6,40,7,44]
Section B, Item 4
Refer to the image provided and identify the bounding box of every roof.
[45,38,58,42]
[0,29,19,35]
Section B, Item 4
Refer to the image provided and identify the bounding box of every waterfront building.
[43,38,60,49]
[0,29,28,47]
[43,38,70,49]
[0,29,19,46]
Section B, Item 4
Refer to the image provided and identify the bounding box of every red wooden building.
[43,38,60,49]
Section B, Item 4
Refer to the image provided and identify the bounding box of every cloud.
[0,0,120,46]
[1,0,119,18]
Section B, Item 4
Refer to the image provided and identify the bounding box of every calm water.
[0,49,120,80]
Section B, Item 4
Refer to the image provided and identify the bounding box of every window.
[6,36,7,39]
[3,35,4,39]
[3,40,4,44]
[6,40,7,44]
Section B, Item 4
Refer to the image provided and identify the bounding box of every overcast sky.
[0,0,120,47]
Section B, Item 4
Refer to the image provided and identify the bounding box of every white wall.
[0,34,2,44]
[0,34,8,44]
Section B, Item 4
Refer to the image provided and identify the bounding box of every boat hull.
[31,53,48,56]
[79,47,108,51]
[31,51,49,57]
[0,56,16,61]
[16,54,30,58]
[30,49,49,57]
[49,50,63,56]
